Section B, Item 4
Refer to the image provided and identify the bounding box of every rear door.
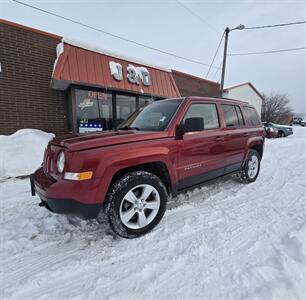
[176,102,227,189]
[220,104,247,173]
[243,105,265,137]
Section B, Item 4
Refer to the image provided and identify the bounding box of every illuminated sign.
[78,98,94,110]
[88,91,108,100]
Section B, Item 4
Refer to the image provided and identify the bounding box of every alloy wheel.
[248,155,259,179]
[119,184,160,229]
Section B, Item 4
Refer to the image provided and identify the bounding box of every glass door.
[116,94,136,127]
[75,89,112,133]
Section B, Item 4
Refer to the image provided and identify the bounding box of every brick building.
[0,19,67,135]
[0,19,220,135]
[172,70,220,98]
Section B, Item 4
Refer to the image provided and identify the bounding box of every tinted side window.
[244,106,261,126]
[183,103,219,130]
[235,106,245,126]
[222,104,242,127]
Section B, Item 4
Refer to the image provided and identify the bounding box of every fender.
[92,143,178,203]
[243,136,264,160]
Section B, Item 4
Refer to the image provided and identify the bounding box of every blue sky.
[1,0,305,113]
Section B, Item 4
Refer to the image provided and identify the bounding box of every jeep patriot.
[31,97,265,238]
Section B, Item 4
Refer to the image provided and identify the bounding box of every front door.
[176,103,227,190]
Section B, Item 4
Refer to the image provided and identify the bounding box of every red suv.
[31,97,265,238]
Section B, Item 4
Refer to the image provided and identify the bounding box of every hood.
[51,130,169,151]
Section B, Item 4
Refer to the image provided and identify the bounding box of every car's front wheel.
[238,149,261,183]
[104,171,167,238]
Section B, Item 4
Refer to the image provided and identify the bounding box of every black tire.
[278,131,285,138]
[104,171,167,238]
[238,149,261,184]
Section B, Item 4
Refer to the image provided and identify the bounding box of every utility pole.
[219,24,245,97]
[220,27,230,97]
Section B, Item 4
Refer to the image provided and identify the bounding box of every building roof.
[224,82,264,102]
[63,38,171,72]
[51,41,181,98]
[2,18,221,99]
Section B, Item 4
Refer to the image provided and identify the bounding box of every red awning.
[51,42,180,98]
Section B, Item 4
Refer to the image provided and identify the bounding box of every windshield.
[119,99,182,131]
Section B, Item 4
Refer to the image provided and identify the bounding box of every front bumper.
[36,192,101,219]
[30,168,102,219]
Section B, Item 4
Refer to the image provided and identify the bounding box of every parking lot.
[1,127,305,300]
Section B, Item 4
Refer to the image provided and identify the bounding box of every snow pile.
[0,127,305,299]
[0,129,54,179]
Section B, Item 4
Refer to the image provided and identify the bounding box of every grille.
[43,148,50,175]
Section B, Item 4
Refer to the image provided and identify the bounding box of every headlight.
[57,151,65,173]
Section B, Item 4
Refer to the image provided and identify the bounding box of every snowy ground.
[0,128,305,300]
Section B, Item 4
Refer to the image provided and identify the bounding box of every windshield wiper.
[119,126,140,131]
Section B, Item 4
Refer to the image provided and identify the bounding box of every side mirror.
[175,124,186,139]
[185,117,204,132]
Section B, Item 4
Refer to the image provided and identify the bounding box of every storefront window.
[74,88,159,132]
[75,89,112,132]
[138,96,154,108]
[116,94,136,126]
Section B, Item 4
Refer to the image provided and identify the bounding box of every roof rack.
[212,96,248,104]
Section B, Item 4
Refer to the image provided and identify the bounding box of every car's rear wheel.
[238,149,261,183]
[278,131,285,138]
[104,171,167,238]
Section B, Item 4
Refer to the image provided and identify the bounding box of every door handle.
[215,136,224,142]
[243,133,249,137]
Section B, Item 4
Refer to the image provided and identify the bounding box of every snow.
[0,127,305,299]
[0,129,54,179]
[61,38,171,72]
[52,41,64,73]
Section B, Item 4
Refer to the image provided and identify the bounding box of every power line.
[211,60,223,81]
[174,0,224,78]
[12,0,218,68]
[206,31,225,77]
[175,0,222,34]
[244,20,306,30]
[228,46,306,56]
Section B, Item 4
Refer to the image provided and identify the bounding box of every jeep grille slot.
[43,148,50,175]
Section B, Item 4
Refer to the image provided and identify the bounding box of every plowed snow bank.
[0,129,54,179]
